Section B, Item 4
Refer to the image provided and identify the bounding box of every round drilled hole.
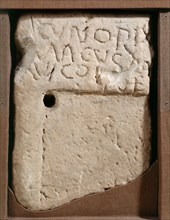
[43,93,55,108]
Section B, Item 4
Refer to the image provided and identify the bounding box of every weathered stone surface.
[13,14,152,210]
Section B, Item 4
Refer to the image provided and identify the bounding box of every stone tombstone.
[13,14,152,210]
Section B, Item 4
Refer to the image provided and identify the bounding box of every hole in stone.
[43,93,55,108]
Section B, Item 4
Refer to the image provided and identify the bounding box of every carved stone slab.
[13,14,152,210]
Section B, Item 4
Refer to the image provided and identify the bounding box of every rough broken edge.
[8,160,158,218]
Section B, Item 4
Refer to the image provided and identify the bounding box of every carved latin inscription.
[15,15,151,95]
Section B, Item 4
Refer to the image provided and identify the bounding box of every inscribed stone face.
[13,14,152,210]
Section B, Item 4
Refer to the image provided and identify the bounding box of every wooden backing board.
[0,0,170,9]
[0,8,169,220]
[8,217,158,220]
[158,12,170,220]
[0,13,10,220]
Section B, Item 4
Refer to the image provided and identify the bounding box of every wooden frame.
[158,12,170,220]
[0,2,170,220]
[0,13,10,220]
[0,0,170,9]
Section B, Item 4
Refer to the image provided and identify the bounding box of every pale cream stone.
[13,14,152,210]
